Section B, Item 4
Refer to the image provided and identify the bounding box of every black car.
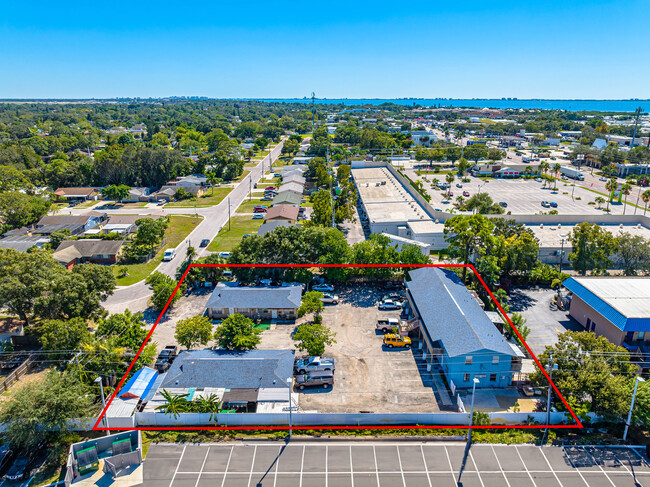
[155,345,178,372]
[499,201,508,208]
[0,443,14,474]
[200,239,210,247]
[5,456,29,481]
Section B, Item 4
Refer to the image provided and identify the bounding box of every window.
[463,373,470,382]
[465,356,473,365]
[490,373,497,382]
[639,332,646,340]
[492,356,499,365]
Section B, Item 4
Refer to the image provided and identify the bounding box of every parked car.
[463,191,470,197]
[550,201,558,208]
[252,214,264,219]
[376,318,399,333]
[535,178,543,183]
[294,356,335,374]
[599,177,608,182]
[295,371,334,390]
[162,248,176,262]
[456,183,463,188]
[265,186,276,191]
[0,443,14,474]
[200,239,210,248]
[313,283,334,292]
[253,206,267,213]
[261,196,273,201]
[383,334,412,349]
[378,300,402,310]
[242,234,253,238]
[541,201,550,208]
[448,191,454,197]
[273,173,282,177]
[219,251,231,259]
[5,456,29,481]
[320,293,339,305]
[155,345,178,372]
[381,293,403,302]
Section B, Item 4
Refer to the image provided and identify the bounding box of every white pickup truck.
[376,318,400,333]
[294,356,335,374]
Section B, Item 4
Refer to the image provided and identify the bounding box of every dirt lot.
[258,284,441,414]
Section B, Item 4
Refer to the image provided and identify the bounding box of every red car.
[463,191,470,197]
[253,206,267,213]
[265,186,276,191]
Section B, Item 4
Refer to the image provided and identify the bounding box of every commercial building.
[206,283,302,320]
[405,267,522,389]
[563,277,650,347]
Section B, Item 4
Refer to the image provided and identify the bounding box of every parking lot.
[419,176,627,216]
[145,441,650,487]
[257,284,442,414]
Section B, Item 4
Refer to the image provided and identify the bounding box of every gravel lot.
[258,284,441,414]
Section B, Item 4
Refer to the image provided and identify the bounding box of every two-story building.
[404,267,522,389]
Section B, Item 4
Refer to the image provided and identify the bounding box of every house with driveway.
[53,239,125,269]
[404,267,522,389]
[206,283,302,320]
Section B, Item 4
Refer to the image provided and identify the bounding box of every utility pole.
[624,376,645,442]
[543,353,558,442]
[558,234,567,272]
[631,107,644,148]
[249,176,252,202]
[311,92,316,133]
[467,377,480,445]
[228,196,231,231]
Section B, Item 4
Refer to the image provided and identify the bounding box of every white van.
[162,248,176,262]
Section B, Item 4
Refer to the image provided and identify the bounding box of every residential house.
[271,192,302,207]
[404,267,521,389]
[206,283,302,320]
[0,236,50,252]
[264,205,299,223]
[31,212,108,236]
[124,187,151,202]
[52,239,124,269]
[163,174,209,197]
[145,349,295,413]
[277,182,304,196]
[100,223,137,236]
[257,221,299,237]
[292,157,313,165]
[53,187,101,201]
[282,174,306,186]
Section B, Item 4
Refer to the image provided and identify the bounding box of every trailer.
[560,166,584,180]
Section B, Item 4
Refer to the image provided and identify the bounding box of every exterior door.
[272,310,278,319]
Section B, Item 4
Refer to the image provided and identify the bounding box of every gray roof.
[206,284,302,310]
[53,239,124,262]
[406,268,516,358]
[257,221,295,236]
[272,192,301,206]
[0,236,49,252]
[160,349,295,390]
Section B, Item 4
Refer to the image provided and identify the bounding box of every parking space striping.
[491,445,511,487]
[514,446,538,486]
[583,448,616,487]
[168,444,187,487]
[373,446,380,486]
[247,445,257,487]
[220,445,234,487]
[349,445,354,487]
[194,446,210,487]
[419,445,433,487]
[468,449,486,487]
[299,445,305,487]
[395,444,406,487]
[538,445,565,487]
[563,447,591,486]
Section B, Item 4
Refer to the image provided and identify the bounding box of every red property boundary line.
[93,264,582,432]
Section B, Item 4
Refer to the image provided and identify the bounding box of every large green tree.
[175,315,213,350]
[293,323,337,357]
[0,191,51,230]
[443,214,496,281]
[213,313,261,351]
[568,222,616,275]
[297,291,325,321]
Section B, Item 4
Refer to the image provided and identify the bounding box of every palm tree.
[539,161,550,188]
[186,246,197,263]
[445,173,455,197]
[155,389,188,419]
[595,196,606,209]
[206,171,222,196]
[605,178,618,210]
[553,163,562,190]
[620,182,632,215]
[642,189,650,215]
[194,394,222,422]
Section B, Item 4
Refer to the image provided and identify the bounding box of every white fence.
[132,411,571,428]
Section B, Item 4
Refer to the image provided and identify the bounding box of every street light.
[623,376,645,441]
[558,234,567,272]
[467,377,480,444]
[94,377,109,436]
[287,378,293,440]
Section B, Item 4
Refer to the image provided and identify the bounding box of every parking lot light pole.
[558,234,567,272]
[94,377,109,436]
[624,376,644,442]
[287,378,293,440]
[467,377,480,445]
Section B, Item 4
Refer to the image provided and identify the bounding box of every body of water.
[253,98,650,113]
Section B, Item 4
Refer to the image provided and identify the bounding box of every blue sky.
[0,0,648,99]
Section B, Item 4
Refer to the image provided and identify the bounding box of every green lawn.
[235,170,251,182]
[74,200,100,209]
[164,187,233,208]
[207,216,264,252]
[237,198,268,213]
[114,214,203,286]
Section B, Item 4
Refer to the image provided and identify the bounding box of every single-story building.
[278,182,305,196]
[264,204,300,223]
[53,239,124,269]
[149,187,176,202]
[405,267,521,389]
[282,174,306,186]
[563,277,650,347]
[53,187,101,201]
[0,235,50,252]
[148,349,295,413]
[100,223,137,236]
[206,283,302,320]
[494,167,520,178]
[293,157,313,165]
[32,212,108,236]
[271,192,302,207]
[257,221,298,237]
[124,187,151,202]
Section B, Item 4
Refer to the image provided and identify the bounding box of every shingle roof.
[406,267,516,357]
[282,174,306,185]
[563,277,650,332]
[272,192,302,207]
[206,284,302,310]
[264,205,299,221]
[257,221,294,236]
[53,239,124,263]
[54,187,98,197]
[160,349,295,390]
[278,182,304,195]
[0,236,49,252]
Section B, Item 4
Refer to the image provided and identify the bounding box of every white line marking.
[468,450,485,487]
[299,445,305,487]
[538,447,563,487]
[373,446,380,487]
[514,446,537,487]
[220,446,233,487]
[419,445,433,487]
[194,447,210,487]
[582,447,616,487]
[350,445,355,487]
[248,445,258,487]
[325,445,328,487]
[168,445,187,487]
[396,445,406,487]
[490,445,511,487]
[560,447,589,486]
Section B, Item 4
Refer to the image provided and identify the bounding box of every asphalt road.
[101,141,284,314]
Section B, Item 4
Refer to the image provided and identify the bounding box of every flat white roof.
[529,223,650,247]
[572,277,650,318]
[407,220,445,235]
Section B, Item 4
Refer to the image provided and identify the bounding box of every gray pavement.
[144,441,650,487]
[101,142,284,314]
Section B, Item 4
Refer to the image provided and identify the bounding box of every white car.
[313,284,334,292]
[320,293,339,305]
[162,248,176,261]
[219,251,231,259]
